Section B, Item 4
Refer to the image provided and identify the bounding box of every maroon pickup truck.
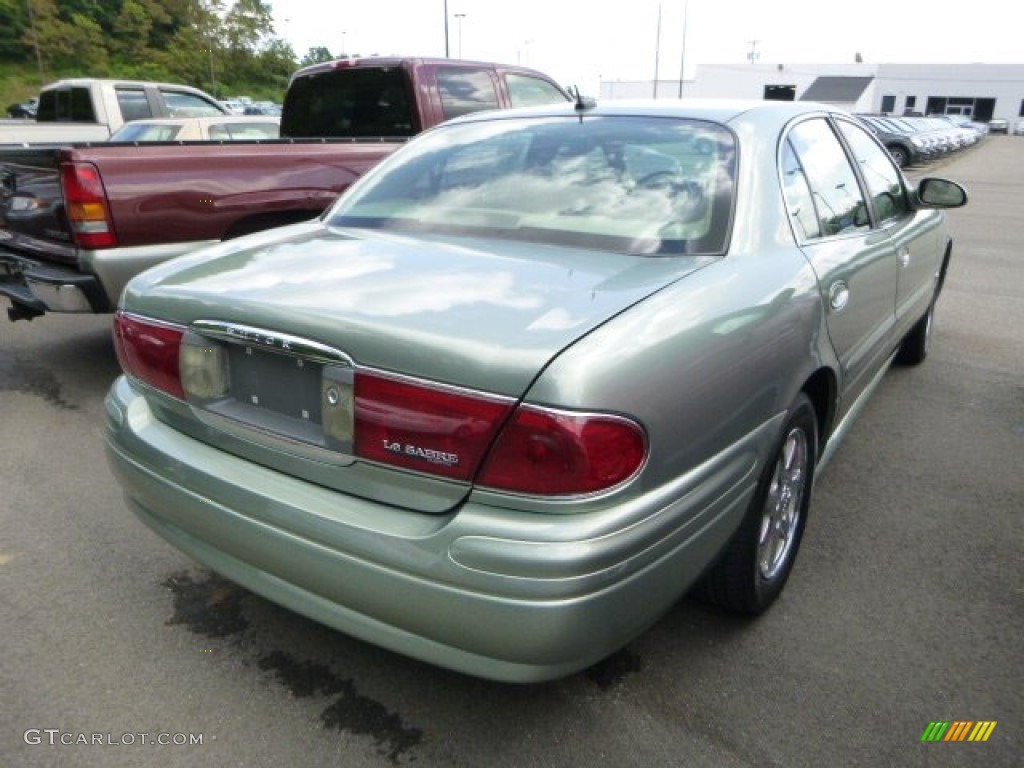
[0,57,569,321]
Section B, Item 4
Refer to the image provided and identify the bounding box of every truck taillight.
[61,162,116,249]
[113,312,186,400]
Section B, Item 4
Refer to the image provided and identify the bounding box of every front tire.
[888,145,909,168]
[695,393,818,615]
[894,300,934,366]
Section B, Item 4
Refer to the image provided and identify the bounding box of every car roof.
[42,78,213,93]
[444,98,844,127]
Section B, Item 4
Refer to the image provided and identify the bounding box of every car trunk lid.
[119,222,714,512]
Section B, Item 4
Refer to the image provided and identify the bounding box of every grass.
[1,61,60,111]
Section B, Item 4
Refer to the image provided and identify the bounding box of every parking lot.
[1,136,1021,767]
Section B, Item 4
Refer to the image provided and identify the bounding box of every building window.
[764,85,796,101]
[880,95,896,113]
[904,96,917,114]
[1019,100,1024,117]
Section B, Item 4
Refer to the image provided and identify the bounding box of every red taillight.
[477,406,647,495]
[61,161,116,249]
[354,373,514,481]
[113,312,185,399]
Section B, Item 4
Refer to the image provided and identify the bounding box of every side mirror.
[917,178,968,208]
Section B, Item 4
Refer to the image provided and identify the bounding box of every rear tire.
[695,393,817,615]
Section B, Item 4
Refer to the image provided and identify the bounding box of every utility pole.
[455,13,466,58]
[747,39,760,64]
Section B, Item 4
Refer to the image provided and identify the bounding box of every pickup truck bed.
[0,138,399,319]
[1,56,570,321]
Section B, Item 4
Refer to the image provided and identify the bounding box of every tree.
[0,0,28,59]
[65,13,109,73]
[300,46,335,68]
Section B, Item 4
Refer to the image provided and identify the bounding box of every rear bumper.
[0,250,109,318]
[104,376,767,682]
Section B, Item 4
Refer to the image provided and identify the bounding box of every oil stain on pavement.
[161,569,423,764]
[258,650,423,764]
[0,353,76,409]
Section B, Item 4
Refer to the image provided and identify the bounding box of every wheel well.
[801,368,837,451]
[936,240,953,297]
[223,210,320,240]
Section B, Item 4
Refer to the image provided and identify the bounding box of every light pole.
[653,3,662,98]
[454,14,466,58]
[444,0,450,57]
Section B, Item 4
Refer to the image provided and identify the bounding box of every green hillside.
[1,1,337,110]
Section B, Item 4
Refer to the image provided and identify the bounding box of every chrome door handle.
[899,248,910,268]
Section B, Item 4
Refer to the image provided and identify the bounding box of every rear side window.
[505,74,568,108]
[116,88,153,122]
[786,118,870,238]
[437,68,499,119]
[281,67,416,138]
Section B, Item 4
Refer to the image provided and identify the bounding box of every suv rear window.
[281,67,417,139]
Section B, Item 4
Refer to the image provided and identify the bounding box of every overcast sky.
[270,0,1022,94]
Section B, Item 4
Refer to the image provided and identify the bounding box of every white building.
[600,62,1024,122]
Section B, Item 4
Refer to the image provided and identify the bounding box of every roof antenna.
[569,85,596,112]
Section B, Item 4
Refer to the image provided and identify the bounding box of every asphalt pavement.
[1,136,1021,768]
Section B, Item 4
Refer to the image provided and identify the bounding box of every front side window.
[437,68,499,119]
[786,119,870,238]
[836,119,910,222]
[329,116,736,257]
[162,90,224,118]
[505,74,568,108]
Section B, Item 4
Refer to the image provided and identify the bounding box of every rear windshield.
[37,87,96,122]
[109,123,182,141]
[281,67,417,138]
[329,115,736,257]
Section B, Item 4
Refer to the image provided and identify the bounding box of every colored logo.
[921,721,997,742]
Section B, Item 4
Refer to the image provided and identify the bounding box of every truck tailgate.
[0,146,77,264]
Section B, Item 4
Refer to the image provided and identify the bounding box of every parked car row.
[855,113,986,167]
[107,115,280,141]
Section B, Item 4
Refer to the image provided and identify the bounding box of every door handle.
[899,247,910,268]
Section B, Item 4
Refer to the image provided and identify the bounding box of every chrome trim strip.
[817,349,897,473]
[191,320,354,366]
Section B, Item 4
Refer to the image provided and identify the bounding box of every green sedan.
[105,99,967,682]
